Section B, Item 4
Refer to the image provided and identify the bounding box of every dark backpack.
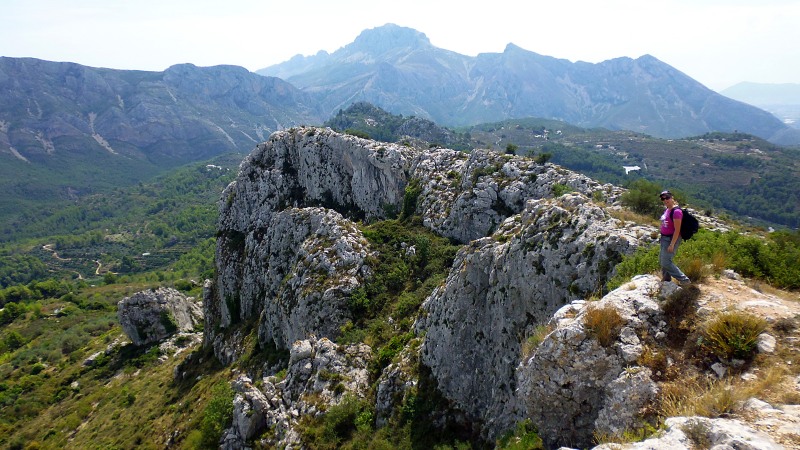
[670,207,699,240]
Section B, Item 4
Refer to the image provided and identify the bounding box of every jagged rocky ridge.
[203,128,781,448]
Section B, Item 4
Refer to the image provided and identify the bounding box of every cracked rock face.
[206,206,374,364]
[518,275,667,448]
[207,128,414,363]
[417,195,645,439]
[411,149,622,243]
[117,287,202,347]
[207,128,626,364]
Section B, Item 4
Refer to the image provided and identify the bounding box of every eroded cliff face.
[518,275,667,448]
[206,128,413,363]
[204,127,657,447]
[417,194,649,437]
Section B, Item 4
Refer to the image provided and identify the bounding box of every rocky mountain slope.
[4,127,796,449]
[197,127,800,449]
[0,57,322,165]
[0,57,325,231]
[324,101,472,150]
[258,24,800,145]
[204,127,639,446]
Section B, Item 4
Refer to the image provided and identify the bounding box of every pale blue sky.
[2,0,798,91]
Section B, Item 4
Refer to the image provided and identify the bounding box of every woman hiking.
[659,190,691,286]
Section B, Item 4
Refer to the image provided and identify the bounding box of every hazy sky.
[2,0,798,91]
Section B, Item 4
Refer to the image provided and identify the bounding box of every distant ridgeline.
[259,24,800,146]
[1,48,799,231]
[325,103,800,229]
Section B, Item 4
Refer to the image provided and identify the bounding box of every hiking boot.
[679,279,692,287]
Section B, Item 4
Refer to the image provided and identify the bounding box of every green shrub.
[534,152,552,164]
[174,279,194,292]
[298,395,373,449]
[552,183,570,197]
[3,331,27,351]
[608,229,800,291]
[0,301,28,325]
[620,179,664,217]
[400,179,422,220]
[701,311,767,360]
[344,128,370,140]
[200,382,235,448]
[160,311,179,334]
[496,419,544,449]
[607,245,660,290]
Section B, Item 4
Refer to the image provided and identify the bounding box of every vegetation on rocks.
[341,217,459,375]
[584,306,625,347]
[0,276,227,449]
[701,312,768,360]
[608,227,800,290]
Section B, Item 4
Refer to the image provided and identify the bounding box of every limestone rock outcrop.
[205,127,659,448]
[206,127,623,364]
[117,287,202,346]
[517,275,666,447]
[417,195,647,439]
[591,416,783,450]
[221,336,372,449]
[411,149,621,243]
[206,206,374,364]
[206,128,413,363]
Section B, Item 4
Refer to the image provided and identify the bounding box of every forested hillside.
[0,154,239,288]
[473,122,800,228]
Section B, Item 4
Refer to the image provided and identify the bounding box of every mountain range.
[0,57,322,218]
[0,57,321,166]
[259,24,800,145]
[2,23,800,231]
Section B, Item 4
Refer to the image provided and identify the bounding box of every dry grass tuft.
[584,305,625,347]
[701,311,767,361]
[638,345,669,381]
[608,208,659,227]
[659,376,739,418]
[521,324,554,359]
[711,251,727,274]
[660,364,795,420]
[682,257,707,283]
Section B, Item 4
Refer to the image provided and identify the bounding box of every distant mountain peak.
[254,24,797,145]
[348,23,432,53]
